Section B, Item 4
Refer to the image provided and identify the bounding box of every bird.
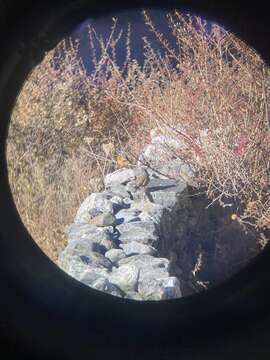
[134,166,150,189]
[89,211,116,227]
[116,154,130,169]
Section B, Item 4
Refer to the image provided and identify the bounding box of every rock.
[146,177,184,192]
[79,267,110,285]
[107,184,132,199]
[120,242,158,256]
[89,212,117,227]
[146,178,188,209]
[138,277,182,300]
[59,255,91,280]
[115,209,141,224]
[59,238,96,259]
[160,159,195,184]
[122,197,133,206]
[105,249,126,264]
[67,223,113,245]
[66,225,115,255]
[118,255,170,283]
[91,277,125,298]
[138,134,185,173]
[73,210,92,224]
[125,292,143,301]
[140,268,170,283]
[109,264,139,292]
[97,238,115,253]
[133,201,165,225]
[132,189,151,202]
[117,221,159,246]
[104,168,135,188]
[138,143,169,169]
[77,252,113,270]
[138,127,196,184]
[74,193,114,223]
[110,195,125,206]
[126,181,137,194]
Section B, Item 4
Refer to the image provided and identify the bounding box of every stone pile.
[57,129,196,300]
[58,127,260,300]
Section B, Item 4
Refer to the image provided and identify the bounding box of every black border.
[0,1,270,359]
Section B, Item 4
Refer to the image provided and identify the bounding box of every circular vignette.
[0,1,270,360]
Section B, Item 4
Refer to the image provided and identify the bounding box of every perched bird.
[134,166,150,189]
[89,211,116,227]
[116,154,130,169]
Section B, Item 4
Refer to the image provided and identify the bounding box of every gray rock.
[67,223,113,244]
[97,238,115,253]
[125,291,143,301]
[90,277,125,298]
[59,255,90,280]
[139,268,170,283]
[107,184,132,199]
[109,264,139,292]
[160,160,195,185]
[126,181,137,194]
[60,238,96,258]
[80,267,110,285]
[146,178,188,209]
[74,193,114,223]
[138,277,182,300]
[118,255,170,282]
[133,201,165,225]
[77,251,113,270]
[138,132,185,171]
[89,212,117,227]
[115,209,141,224]
[117,221,159,246]
[104,168,135,188]
[120,242,158,256]
[122,197,133,206]
[105,249,126,264]
[110,195,125,206]
[132,189,150,202]
[138,143,169,169]
[67,229,115,255]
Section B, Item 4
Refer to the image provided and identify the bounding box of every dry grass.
[6,11,270,262]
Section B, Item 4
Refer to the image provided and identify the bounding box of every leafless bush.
[103,11,270,238]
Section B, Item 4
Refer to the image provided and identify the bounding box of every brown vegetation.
[6,11,270,262]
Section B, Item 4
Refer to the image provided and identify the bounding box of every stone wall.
[58,128,261,300]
